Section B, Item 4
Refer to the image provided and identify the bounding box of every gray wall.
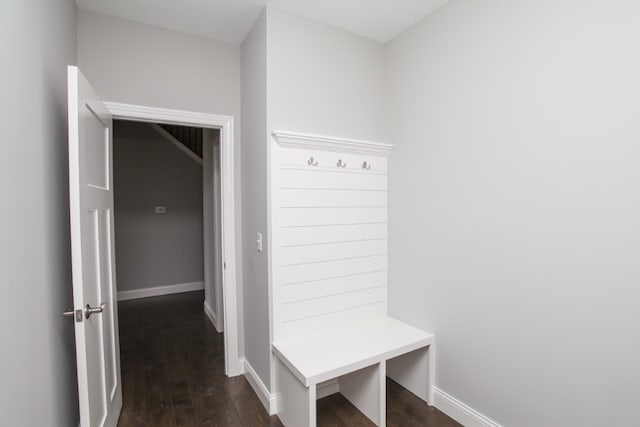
[77,9,244,349]
[0,0,79,424]
[267,7,387,142]
[386,1,640,425]
[113,121,204,292]
[240,9,271,390]
[76,10,241,116]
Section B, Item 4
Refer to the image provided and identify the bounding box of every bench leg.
[387,344,435,405]
[275,358,316,427]
[339,362,386,426]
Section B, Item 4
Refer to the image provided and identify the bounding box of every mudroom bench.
[272,315,434,427]
[269,131,435,426]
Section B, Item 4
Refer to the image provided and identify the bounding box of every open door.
[67,65,122,427]
[203,129,225,332]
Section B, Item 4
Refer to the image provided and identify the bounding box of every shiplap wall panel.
[280,188,387,208]
[281,239,388,265]
[279,148,388,172]
[281,255,388,285]
[271,131,392,341]
[282,286,388,323]
[280,169,387,191]
[279,303,389,339]
[281,206,387,227]
[281,223,388,247]
[282,270,387,303]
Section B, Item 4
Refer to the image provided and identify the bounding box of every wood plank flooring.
[117,291,460,427]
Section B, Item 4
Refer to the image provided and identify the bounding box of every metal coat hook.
[337,159,347,168]
[362,161,371,170]
[307,157,318,166]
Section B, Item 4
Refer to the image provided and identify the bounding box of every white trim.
[105,101,242,377]
[211,134,225,331]
[105,102,232,127]
[218,114,241,376]
[242,358,278,415]
[117,281,204,301]
[240,364,341,416]
[204,300,222,332]
[149,123,203,165]
[202,130,224,334]
[272,130,393,157]
[434,387,502,427]
[317,379,339,399]
[241,371,340,416]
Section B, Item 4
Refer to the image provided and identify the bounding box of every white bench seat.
[272,315,435,427]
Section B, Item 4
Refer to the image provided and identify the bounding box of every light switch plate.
[155,206,167,214]
[256,232,263,252]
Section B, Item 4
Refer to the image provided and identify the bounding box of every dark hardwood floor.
[117,291,460,427]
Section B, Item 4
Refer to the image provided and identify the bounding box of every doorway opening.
[106,102,240,378]
[112,120,222,328]
[112,116,246,425]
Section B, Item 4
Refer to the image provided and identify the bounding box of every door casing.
[105,101,242,377]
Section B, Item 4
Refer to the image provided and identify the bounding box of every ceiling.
[75,0,449,44]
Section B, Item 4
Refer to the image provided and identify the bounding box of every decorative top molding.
[272,130,393,157]
[104,101,233,128]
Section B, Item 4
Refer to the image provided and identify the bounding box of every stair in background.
[159,124,203,158]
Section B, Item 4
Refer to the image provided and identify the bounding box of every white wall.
[386,1,640,425]
[241,9,271,389]
[267,7,387,142]
[0,0,79,424]
[77,9,245,353]
[113,121,204,292]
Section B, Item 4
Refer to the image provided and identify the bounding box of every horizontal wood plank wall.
[271,133,393,342]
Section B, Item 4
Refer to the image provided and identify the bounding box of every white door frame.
[202,129,224,333]
[104,101,242,377]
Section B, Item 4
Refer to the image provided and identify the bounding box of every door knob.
[85,303,106,319]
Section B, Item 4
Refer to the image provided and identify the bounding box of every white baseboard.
[203,300,223,332]
[434,387,502,427]
[317,379,339,399]
[117,281,204,301]
[242,358,278,415]
[240,360,340,417]
[238,362,499,426]
[238,361,500,426]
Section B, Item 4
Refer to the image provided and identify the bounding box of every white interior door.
[67,65,122,427]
